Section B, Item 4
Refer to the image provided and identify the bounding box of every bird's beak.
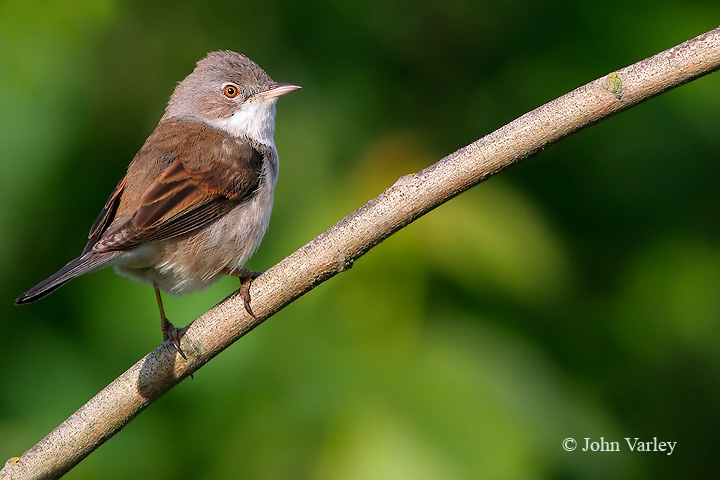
[261,83,302,99]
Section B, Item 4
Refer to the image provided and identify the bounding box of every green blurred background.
[2,1,719,478]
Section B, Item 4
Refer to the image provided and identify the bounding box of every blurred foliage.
[1,1,720,479]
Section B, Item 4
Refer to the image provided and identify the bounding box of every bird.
[16,50,300,358]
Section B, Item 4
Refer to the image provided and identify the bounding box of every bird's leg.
[154,284,187,360]
[224,267,263,318]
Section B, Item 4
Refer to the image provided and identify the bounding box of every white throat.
[210,98,278,146]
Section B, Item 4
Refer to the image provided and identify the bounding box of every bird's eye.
[223,84,239,98]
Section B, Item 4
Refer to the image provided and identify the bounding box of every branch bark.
[4,26,720,480]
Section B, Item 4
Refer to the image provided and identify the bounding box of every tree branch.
[4,26,720,480]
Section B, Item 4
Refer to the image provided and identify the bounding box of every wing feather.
[89,120,264,253]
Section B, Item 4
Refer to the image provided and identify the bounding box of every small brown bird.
[16,51,300,357]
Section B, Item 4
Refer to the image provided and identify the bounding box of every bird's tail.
[15,252,117,304]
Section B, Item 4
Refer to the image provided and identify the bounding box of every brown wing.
[89,120,264,253]
[82,177,126,255]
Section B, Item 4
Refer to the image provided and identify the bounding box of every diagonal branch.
[4,26,720,480]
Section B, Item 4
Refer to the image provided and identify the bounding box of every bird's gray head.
[163,50,299,144]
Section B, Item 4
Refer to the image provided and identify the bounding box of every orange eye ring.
[223,84,239,98]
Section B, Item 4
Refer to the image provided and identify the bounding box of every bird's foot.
[225,267,262,318]
[161,317,187,360]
